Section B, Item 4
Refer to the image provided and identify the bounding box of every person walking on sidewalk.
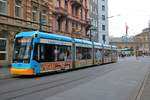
[135,50,138,60]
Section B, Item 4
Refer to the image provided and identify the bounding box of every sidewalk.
[0,67,11,79]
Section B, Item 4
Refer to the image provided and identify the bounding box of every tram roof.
[93,42,102,46]
[16,31,36,37]
[74,38,92,45]
[16,31,73,42]
[103,44,112,49]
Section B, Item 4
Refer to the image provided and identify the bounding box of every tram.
[10,31,118,75]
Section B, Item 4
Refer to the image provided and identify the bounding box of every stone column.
[7,31,15,65]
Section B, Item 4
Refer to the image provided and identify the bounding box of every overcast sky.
[108,0,150,37]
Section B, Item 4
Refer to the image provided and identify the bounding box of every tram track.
[0,64,117,100]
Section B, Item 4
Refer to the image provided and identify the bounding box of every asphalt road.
[0,56,150,100]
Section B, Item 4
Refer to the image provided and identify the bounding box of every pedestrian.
[135,51,138,60]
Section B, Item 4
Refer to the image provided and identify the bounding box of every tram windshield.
[13,37,32,63]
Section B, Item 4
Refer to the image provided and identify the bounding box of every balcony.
[53,7,68,17]
[67,15,85,24]
[71,0,83,7]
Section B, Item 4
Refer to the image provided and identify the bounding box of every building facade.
[0,0,90,66]
[110,37,136,50]
[88,0,98,42]
[52,0,90,39]
[110,28,150,55]
[134,28,149,54]
[98,0,109,44]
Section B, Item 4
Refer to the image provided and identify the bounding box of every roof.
[74,38,92,45]
[16,31,73,42]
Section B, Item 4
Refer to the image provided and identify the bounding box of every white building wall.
[98,0,109,44]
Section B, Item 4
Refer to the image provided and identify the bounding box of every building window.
[102,25,105,31]
[79,8,83,19]
[102,15,105,20]
[75,8,78,16]
[41,9,48,24]
[0,0,7,15]
[102,35,106,43]
[65,20,68,33]
[102,5,105,11]
[65,0,68,9]
[0,31,8,60]
[90,5,93,12]
[56,0,61,7]
[72,6,74,16]
[15,0,22,17]
[72,22,75,32]
[32,6,38,22]
[57,20,62,31]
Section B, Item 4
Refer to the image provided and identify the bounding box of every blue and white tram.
[10,31,117,75]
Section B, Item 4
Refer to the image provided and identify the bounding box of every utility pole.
[148,21,150,55]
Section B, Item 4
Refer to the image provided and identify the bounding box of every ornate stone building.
[134,28,149,53]
[110,28,150,55]
[0,0,90,66]
[109,37,136,50]
[52,0,90,39]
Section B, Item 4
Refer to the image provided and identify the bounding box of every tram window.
[76,47,82,60]
[86,48,92,59]
[76,47,92,60]
[103,50,108,57]
[33,44,39,61]
[33,43,55,62]
[57,46,72,61]
[33,43,71,62]
[104,50,111,57]
[95,49,102,60]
